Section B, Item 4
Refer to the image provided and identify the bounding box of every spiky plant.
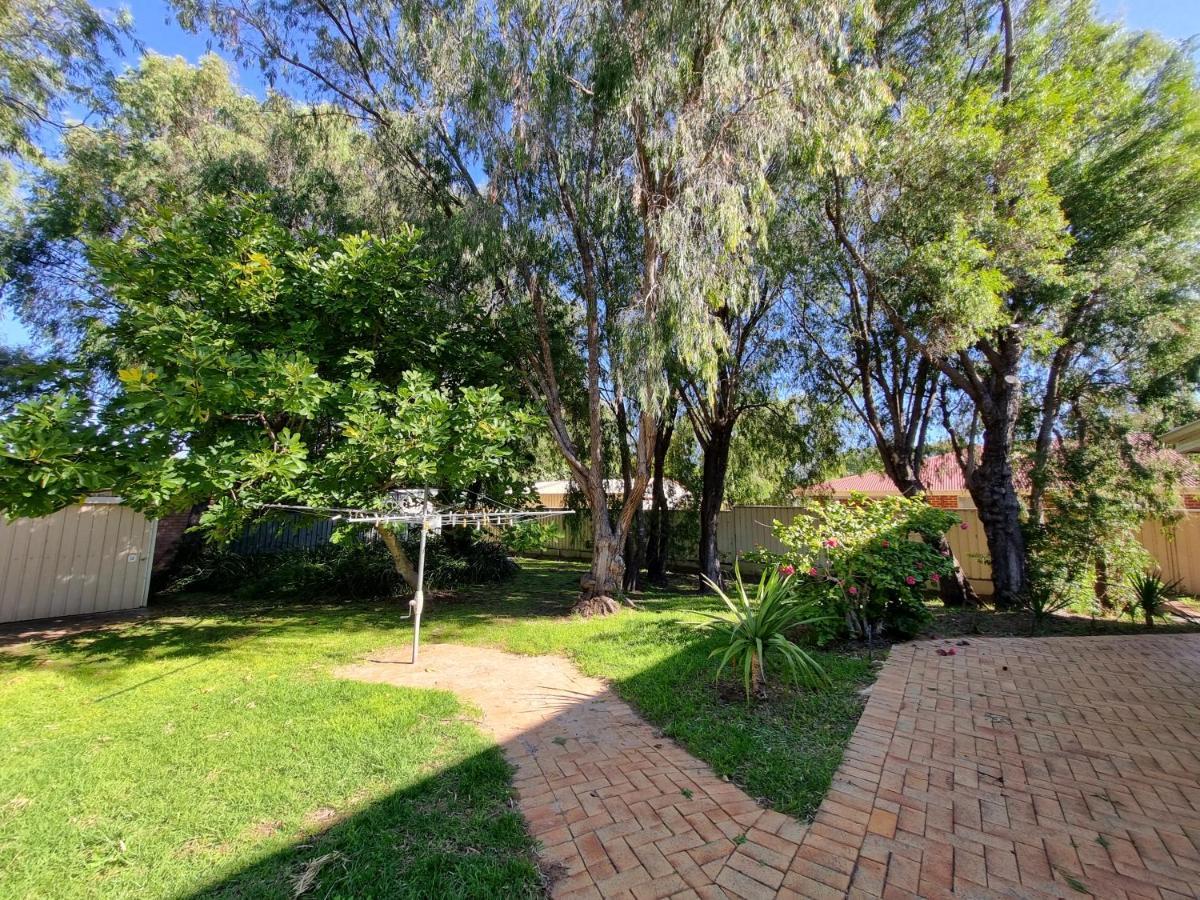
[702,564,829,700]
[1128,571,1180,628]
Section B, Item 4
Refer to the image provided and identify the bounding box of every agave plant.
[1128,570,1180,628]
[702,564,829,700]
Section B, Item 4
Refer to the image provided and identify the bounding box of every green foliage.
[164,528,519,598]
[0,0,129,160]
[763,494,960,642]
[701,565,828,700]
[0,195,534,543]
[1127,571,1180,628]
[498,520,559,555]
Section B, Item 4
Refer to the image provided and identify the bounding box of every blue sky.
[1,0,1196,348]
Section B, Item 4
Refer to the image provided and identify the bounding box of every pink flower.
[960,522,968,530]
[778,564,795,577]
[823,538,839,548]
[808,567,819,577]
[930,573,941,583]
[848,586,859,595]
[880,539,890,548]
[941,548,951,557]
[916,562,924,569]
[905,575,917,586]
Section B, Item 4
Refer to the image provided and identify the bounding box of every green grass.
[0,558,874,898]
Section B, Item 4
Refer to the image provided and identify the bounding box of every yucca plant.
[1128,570,1180,628]
[702,564,830,701]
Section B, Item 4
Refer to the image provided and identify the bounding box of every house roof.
[805,452,975,496]
[806,441,1200,497]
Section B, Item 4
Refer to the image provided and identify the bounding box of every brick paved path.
[342,635,1200,899]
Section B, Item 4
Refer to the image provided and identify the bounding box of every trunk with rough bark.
[645,419,674,586]
[576,508,624,616]
[375,524,418,591]
[698,423,733,588]
[965,428,1027,608]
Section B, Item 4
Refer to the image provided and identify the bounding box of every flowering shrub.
[751,493,960,643]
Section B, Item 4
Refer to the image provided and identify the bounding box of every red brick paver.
[343,636,1200,898]
[803,635,1200,899]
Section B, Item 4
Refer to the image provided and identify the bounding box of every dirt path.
[339,643,808,898]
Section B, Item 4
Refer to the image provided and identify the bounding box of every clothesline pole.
[412,486,430,664]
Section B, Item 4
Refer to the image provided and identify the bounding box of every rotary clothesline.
[256,495,571,663]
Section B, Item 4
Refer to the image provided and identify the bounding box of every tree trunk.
[624,507,645,592]
[645,416,674,586]
[966,433,1027,608]
[698,423,733,588]
[750,652,767,700]
[1094,552,1112,610]
[575,511,623,616]
[375,524,419,592]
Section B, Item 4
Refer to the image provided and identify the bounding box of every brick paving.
[342,636,1200,899]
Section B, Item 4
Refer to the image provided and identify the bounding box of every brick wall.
[153,509,198,573]
[927,494,958,509]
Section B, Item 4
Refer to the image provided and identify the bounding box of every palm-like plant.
[1128,570,1180,628]
[702,564,829,700]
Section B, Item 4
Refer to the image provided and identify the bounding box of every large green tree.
[0,196,532,584]
[2,52,411,350]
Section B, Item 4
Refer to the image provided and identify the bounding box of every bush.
[752,493,960,644]
[402,526,520,586]
[702,565,828,700]
[1127,570,1179,627]
[161,527,518,600]
[498,520,560,555]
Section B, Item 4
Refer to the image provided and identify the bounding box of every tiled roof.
[806,441,1200,496]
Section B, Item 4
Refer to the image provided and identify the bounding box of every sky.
[0,0,1196,349]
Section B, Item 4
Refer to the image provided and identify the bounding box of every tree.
[0,0,129,160]
[1,53,410,350]
[172,0,859,612]
[0,196,532,586]
[795,0,1200,607]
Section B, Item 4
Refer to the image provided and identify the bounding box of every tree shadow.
[186,746,543,899]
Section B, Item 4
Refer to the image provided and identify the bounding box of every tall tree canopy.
[786,0,1200,606]
[170,0,865,611]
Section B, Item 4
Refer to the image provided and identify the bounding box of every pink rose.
[931,573,940,583]
[960,522,968,530]
[941,548,951,557]
[808,567,819,577]
[778,564,796,577]
[848,586,859,595]
[905,575,917,586]
[828,538,839,547]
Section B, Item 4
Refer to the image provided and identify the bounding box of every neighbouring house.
[801,444,1200,509]
[1164,419,1200,455]
[534,478,692,511]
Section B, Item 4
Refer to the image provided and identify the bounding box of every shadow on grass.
[187,746,542,899]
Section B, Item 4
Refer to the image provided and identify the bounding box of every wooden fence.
[535,506,1200,596]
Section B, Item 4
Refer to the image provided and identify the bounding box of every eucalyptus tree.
[797,0,1200,606]
[0,0,130,160]
[174,0,860,612]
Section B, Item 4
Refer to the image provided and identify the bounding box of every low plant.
[1127,570,1179,628]
[498,519,560,554]
[701,564,829,700]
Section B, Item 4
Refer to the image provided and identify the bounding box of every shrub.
[1127,571,1179,628]
[753,493,959,644]
[162,527,518,600]
[702,565,829,700]
[498,520,560,555]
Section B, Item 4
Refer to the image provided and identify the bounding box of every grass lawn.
[0,558,874,899]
